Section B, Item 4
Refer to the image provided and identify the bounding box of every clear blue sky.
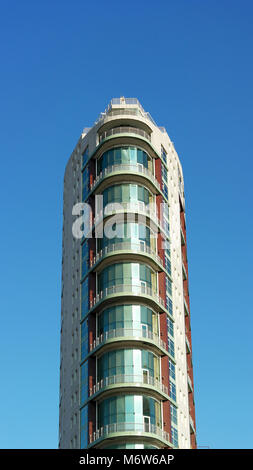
[0,0,252,449]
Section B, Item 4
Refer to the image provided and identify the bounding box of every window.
[167,318,174,338]
[82,147,89,168]
[166,276,172,297]
[161,163,168,181]
[81,240,89,278]
[97,147,152,174]
[170,404,177,425]
[82,165,89,201]
[81,319,88,360]
[81,278,89,318]
[165,256,171,276]
[166,297,173,317]
[161,203,170,237]
[80,406,88,448]
[98,263,155,292]
[161,146,167,165]
[169,360,175,381]
[81,361,88,405]
[171,425,178,447]
[103,184,151,208]
[168,337,175,358]
[162,182,168,200]
[98,395,161,429]
[161,161,168,200]
[97,349,159,381]
[98,222,152,251]
[165,246,171,258]
[97,304,158,335]
[170,382,176,402]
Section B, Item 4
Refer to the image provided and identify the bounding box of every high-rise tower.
[59,98,197,449]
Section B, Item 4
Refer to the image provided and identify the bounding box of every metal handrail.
[90,242,163,268]
[89,422,171,445]
[95,98,157,127]
[89,326,167,352]
[90,284,165,310]
[89,373,168,397]
[94,201,159,226]
[90,163,160,191]
[110,98,145,109]
[107,109,141,118]
[99,126,151,143]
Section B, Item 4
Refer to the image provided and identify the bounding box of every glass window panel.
[138,185,144,202]
[115,148,121,164]
[82,147,89,168]
[81,361,88,405]
[80,405,88,448]
[130,184,137,201]
[121,184,128,202]
[143,396,150,416]
[125,395,134,421]
[115,263,122,284]
[130,147,137,164]
[81,278,89,319]
[134,395,143,424]
[121,147,128,164]
[114,184,121,203]
[169,360,176,381]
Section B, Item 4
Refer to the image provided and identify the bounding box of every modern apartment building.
[59,98,197,449]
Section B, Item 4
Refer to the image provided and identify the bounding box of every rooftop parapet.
[95,97,157,127]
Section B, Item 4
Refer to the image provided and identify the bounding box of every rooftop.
[95,97,158,127]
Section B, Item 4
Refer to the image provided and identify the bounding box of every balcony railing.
[89,422,171,446]
[106,108,142,118]
[90,163,160,192]
[89,374,168,397]
[95,98,157,128]
[94,201,159,226]
[99,126,151,143]
[90,242,164,268]
[90,284,165,311]
[89,327,167,353]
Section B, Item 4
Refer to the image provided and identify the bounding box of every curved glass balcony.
[90,242,164,270]
[97,304,159,339]
[90,163,160,193]
[90,283,165,311]
[97,147,152,174]
[89,422,172,447]
[89,374,169,398]
[89,326,167,354]
[97,107,155,126]
[100,443,159,449]
[94,201,159,227]
[99,126,151,143]
[106,109,142,118]
[102,183,151,207]
[98,220,153,251]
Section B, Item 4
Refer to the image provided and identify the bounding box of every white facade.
[59,98,196,449]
